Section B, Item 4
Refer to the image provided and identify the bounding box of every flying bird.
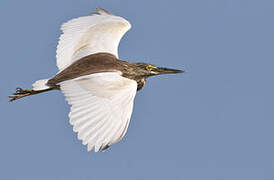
[9,8,183,152]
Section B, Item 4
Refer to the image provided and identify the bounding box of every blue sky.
[1,0,274,179]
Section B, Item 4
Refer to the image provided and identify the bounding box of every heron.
[9,8,183,152]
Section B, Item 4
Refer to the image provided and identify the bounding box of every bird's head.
[134,63,184,78]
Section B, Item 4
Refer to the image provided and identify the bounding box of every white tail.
[32,79,50,91]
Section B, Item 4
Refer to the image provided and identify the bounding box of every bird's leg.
[9,87,55,102]
[9,88,35,102]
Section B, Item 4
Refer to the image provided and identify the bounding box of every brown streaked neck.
[136,78,146,91]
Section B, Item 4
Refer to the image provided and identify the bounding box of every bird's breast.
[136,78,146,91]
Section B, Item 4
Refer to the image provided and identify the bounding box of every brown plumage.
[48,52,150,91]
[9,52,183,102]
[9,52,183,103]
[8,8,184,152]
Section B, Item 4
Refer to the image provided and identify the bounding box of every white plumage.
[56,8,131,72]
[60,72,137,152]
[32,79,51,91]
[54,8,135,152]
[10,8,183,152]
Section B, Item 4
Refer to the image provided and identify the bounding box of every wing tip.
[89,8,112,16]
[86,143,111,152]
[90,8,113,16]
[96,8,112,15]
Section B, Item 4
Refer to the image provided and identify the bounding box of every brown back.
[47,53,121,86]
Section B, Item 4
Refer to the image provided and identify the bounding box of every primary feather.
[60,72,137,152]
[9,8,183,152]
[56,8,131,72]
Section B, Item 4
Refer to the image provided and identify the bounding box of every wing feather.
[111,93,135,144]
[56,8,131,72]
[59,72,137,152]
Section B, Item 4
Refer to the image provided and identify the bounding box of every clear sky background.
[0,0,273,179]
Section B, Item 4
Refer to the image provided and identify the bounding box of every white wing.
[59,72,137,152]
[56,8,131,72]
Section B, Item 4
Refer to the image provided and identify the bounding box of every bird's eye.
[146,65,157,71]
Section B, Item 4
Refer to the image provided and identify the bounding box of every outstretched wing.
[56,8,131,72]
[59,72,137,152]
